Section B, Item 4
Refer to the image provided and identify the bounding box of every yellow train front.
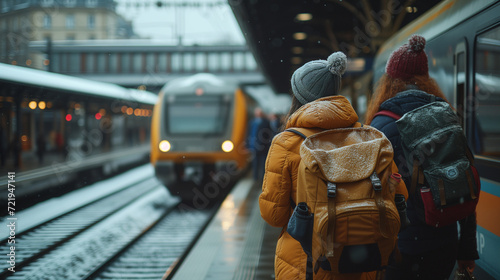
[150,73,250,202]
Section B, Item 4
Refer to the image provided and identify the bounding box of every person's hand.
[457,260,476,273]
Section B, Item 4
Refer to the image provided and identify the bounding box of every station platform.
[172,176,281,280]
[173,175,496,280]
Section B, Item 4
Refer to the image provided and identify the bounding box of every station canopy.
[230,0,441,94]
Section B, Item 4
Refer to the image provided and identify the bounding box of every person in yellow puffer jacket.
[259,52,409,280]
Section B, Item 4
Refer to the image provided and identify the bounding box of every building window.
[220,52,231,71]
[69,53,79,73]
[233,52,244,71]
[208,53,219,72]
[86,0,98,7]
[51,53,60,72]
[85,53,95,73]
[12,18,18,31]
[66,15,75,29]
[195,52,205,72]
[41,0,54,7]
[132,53,142,73]
[146,54,155,72]
[43,15,51,29]
[121,53,130,73]
[109,54,117,73]
[183,53,194,72]
[171,53,181,72]
[97,53,106,73]
[64,0,77,7]
[245,53,257,71]
[0,41,6,60]
[158,53,167,72]
[88,14,95,29]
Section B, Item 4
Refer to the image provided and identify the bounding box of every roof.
[0,63,157,105]
[230,0,442,93]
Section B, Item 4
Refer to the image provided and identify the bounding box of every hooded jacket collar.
[285,95,358,130]
[379,89,445,116]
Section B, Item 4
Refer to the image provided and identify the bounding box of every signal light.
[65,114,72,121]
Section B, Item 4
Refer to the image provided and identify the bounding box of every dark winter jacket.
[370,89,479,260]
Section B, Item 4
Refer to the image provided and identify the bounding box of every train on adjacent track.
[373,0,500,278]
[0,63,157,205]
[150,73,254,203]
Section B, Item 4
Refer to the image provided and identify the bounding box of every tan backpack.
[286,125,402,275]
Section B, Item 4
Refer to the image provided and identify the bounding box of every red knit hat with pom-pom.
[386,34,428,80]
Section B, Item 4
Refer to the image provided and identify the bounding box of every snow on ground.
[0,164,158,239]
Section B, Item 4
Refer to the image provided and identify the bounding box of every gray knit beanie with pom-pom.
[291,52,347,105]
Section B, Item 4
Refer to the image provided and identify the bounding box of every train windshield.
[166,95,230,135]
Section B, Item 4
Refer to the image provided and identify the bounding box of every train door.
[454,41,467,131]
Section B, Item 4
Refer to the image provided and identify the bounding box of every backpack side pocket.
[287,202,314,255]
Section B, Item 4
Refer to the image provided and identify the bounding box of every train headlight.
[222,140,234,153]
[159,140,171,152]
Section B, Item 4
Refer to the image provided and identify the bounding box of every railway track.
[0,177,161,276]
[86,209,213,280]
[0,173,216,280]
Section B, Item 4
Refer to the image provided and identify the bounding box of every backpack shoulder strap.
[285,128,318,139]
[374,110,402,120]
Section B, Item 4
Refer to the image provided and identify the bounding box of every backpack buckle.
[370,172,382,191]
[327,182,337,198]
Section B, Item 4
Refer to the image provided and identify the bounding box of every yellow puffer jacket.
[259,95,408,280]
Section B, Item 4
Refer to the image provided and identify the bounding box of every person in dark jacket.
[247,107,272,182]
[365,34,479,280]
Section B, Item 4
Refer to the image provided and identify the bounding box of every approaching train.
[150,73,252,202]
[373,0,500,278]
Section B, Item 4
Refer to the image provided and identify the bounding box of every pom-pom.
[327,52,347,75]
[409,34,426,52]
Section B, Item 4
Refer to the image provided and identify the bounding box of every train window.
[166,95,229,135]
[455,48,466,128]
[474,26,500,159]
